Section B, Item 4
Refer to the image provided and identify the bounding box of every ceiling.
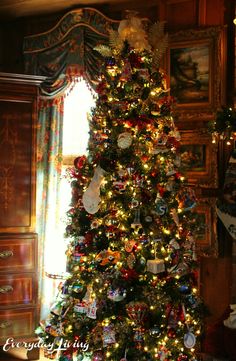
[0,0,140,20]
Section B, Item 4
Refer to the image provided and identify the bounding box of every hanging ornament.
[82,166,106,214]
[147,259,165,274]
[133,327,144,345]
[124,239,136,252]
[96,249,120,266]
[131,208,143,230]
[147,240,165,274]
[152,134,168,154]
[149,325,160,335]
[107,287,127,302]
[155,193,168,216]
[87,300,97,319]
[181,303,197,348]
[91,218,102,229]
[113,180,127,193]
[74,301,88,314]
[183,331,196,348]
[50,301,64,316]
[117,132,133,149]
[179,284,190,294]
[131,198,139,208]
[74,155,87,169]
[126,301,149,325]
[166,162,176,177]
[102,324,116,346]
[71,283,84,298]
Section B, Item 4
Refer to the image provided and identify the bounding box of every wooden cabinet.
[0,73,44,358]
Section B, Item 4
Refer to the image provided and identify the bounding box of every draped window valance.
[23,7,120,96]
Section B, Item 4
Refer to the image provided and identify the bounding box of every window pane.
[63,80,95,156]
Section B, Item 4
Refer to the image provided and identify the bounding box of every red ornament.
[120,268,138,280]
[126,301,149,325]
[74,155,86,169]
[141,155,149,162]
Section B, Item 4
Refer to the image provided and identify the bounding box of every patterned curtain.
[23,7,119,318]
[36,98,64,318]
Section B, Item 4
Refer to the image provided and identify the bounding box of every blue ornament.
[179,285,190,294]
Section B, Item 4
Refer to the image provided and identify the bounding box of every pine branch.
[94,45,113,57]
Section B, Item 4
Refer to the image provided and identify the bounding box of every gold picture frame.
[193,197,217,256]
[179,129,217,187]
[166,26,226,122]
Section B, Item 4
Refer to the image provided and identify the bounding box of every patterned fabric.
[23,7,119,95]
[23,7,119,319]
[36,98,64,318]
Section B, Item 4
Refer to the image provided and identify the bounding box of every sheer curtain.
[36,97,64,319]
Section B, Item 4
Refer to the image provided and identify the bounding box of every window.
[45,80,95,275]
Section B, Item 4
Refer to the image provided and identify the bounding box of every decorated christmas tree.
[37,13,204,361]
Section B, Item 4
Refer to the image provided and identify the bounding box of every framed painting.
[166,26,226,121]
[179,130,217,187]
[193,197,217,256]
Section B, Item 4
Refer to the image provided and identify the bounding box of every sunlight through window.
[47,80,95,275]
[63,81,95,156]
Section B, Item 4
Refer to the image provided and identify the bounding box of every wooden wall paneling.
[200,256,232,323]
[199,0,225,26]
[165,0,198,30]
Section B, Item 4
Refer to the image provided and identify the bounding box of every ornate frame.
[179,129,217,187]
[194,197,217,256]
[165,26,226,122]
